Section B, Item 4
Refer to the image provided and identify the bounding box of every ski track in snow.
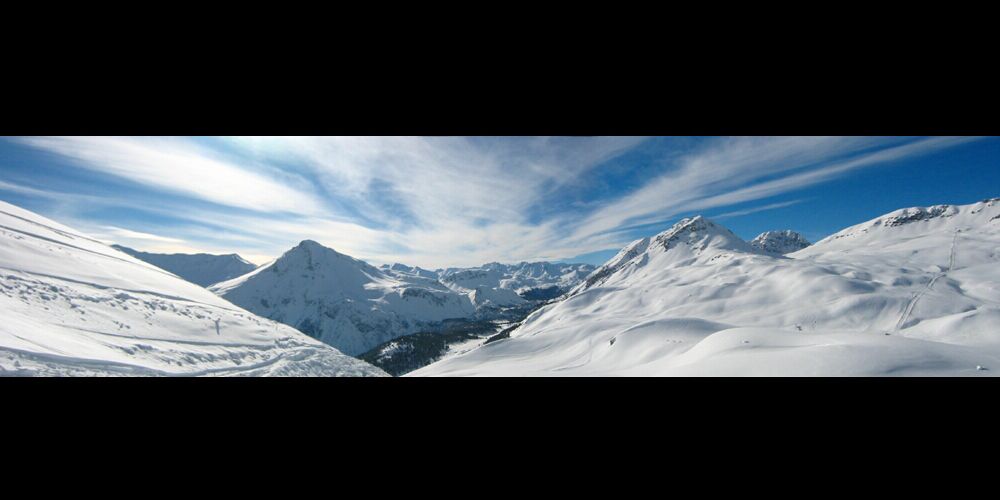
[894,229,960,332]
[0,341,311,377]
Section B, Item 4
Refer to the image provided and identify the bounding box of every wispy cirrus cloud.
[228,136,647,229]
[0,136,988,268]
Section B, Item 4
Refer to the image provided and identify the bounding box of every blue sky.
[0,136,997,267]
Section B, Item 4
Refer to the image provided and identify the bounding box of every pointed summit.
[652,216,755,254]
[289,239,337,255]
[575,216,755,294]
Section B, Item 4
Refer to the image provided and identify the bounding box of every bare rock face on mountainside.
[112,244,258,287]
[749,230,811,256]
[412,199,1000,377]
[0,201,386,376]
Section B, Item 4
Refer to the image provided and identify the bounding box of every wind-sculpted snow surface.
[412,200,1000,376]
[0,201,386,377]
[112,244,258,287]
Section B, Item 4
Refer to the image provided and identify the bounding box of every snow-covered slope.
[211,241,477,356]
[111,244,258,287]
[749,230,811,255]
[0,201,385,377]
[413,200,1000,376]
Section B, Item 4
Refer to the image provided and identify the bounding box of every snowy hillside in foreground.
[112,244,258,287]
[412,199,1000,376]
[213,242,595,356]
[0,201,385,376]
[749,230,811,255]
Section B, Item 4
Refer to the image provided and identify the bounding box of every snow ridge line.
[0,208,108,246]
[0,223,183,281]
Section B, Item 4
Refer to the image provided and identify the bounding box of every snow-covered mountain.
[212,242,595,356]
[111,244,258,287]
[412,199,1000,376]
[0,200,385,377]
[749,230,811,255]
[211,241,478,356]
